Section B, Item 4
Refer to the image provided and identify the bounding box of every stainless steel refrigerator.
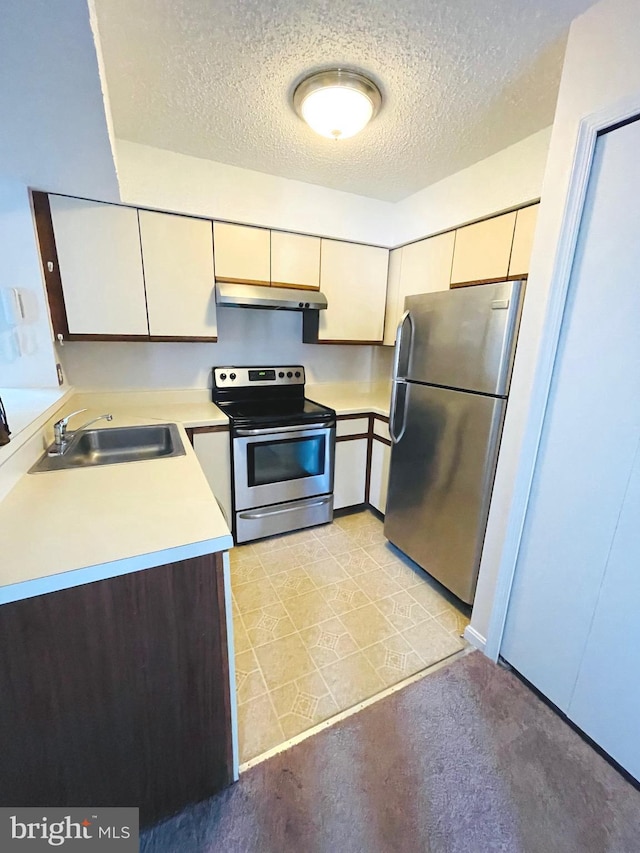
[384,280,525,604]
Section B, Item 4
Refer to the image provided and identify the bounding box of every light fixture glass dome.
[293,70,382,140]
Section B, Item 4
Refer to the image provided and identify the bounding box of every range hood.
[215,282,328,311]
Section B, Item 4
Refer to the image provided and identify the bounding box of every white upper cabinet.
[139,210,217,339]
[383,248,402,346]
[317,240,389,342]
[450,211,517,286]
[508,204,539,278]
[49,195,149,336]
[213,222,270,285]
[383,232,455,345]
[271,231,321,289]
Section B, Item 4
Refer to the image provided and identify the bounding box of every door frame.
[484,94,640,661]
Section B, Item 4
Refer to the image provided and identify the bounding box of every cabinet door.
[450,211,516,287]
[213,222,270,285]
[192,430,232,524]
[49,195,148,336]
[384,233,455,345]
[369,439,391,514]
[383,247,402,346]
[334,439,368,509]
[318,240,389,342]
[271,231,320,289]
[336,417,369,437]
[508,204,539,277]
[139,210,217,339]
[0,553,232,825]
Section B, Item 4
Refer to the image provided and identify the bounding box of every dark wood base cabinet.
[0,552,233,826]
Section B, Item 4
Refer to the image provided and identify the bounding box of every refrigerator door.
[384,382,506,604]
[401,280,524,396]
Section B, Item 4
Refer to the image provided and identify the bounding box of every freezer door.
[401,280,524,396]
[384,382,506,604]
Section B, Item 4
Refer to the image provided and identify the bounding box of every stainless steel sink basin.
[30,423,186,473]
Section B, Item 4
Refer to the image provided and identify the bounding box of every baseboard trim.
[463,624,486,652]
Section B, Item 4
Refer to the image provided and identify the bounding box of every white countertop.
[68,388,229,428]
[0,412,232,605]
[307,382,391,417]
[66,382,392,424]
[0,387,68,437]
[0,381,390,605]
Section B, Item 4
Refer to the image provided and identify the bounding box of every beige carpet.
[142,652,640,852]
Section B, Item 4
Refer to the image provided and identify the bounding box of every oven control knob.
[286,371,293,378]
[278,371,285,378]
[295,371,301,378]
[305,303,310,308]
[299,302,304,308]
[230,372,236,381]
[220,373,227,381]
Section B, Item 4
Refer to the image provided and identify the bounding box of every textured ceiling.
[93,0,596,202]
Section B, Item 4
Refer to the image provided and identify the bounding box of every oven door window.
[248,435,326,487]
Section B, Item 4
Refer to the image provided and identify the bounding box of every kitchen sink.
[29,423,186,473]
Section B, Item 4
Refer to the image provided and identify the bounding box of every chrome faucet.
[49,409,113,456]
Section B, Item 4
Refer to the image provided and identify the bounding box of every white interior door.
[501,117,640,745]
[567,440,640,778]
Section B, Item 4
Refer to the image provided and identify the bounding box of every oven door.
[233,422,335,511]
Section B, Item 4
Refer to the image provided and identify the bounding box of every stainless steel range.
[212,366,336,543]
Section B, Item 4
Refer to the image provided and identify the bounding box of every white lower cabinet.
[192,430,232,525]
[334,439,368,509]
[191,419,389,527]
[369,439,391,514]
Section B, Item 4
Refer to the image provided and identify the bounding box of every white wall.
[0,0,119,201]
[393,128,551,245]
[471,0,640,646]
[115,140,395,246]
[116,129,551,250]
[0,179,59,388]
[60,307,377,390]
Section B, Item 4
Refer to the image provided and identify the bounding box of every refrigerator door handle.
[390,310,413,445]
[389,379,409,445]
[392,310,412,382]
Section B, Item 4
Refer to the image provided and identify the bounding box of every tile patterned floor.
[231,509,471,762]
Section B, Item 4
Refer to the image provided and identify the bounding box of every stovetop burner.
[211,365,335,429]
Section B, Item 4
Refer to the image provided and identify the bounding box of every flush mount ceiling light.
[293,69,382,141]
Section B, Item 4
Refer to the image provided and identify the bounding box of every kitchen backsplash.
[59,306,392,390]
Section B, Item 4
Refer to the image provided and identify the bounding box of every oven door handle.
[238,496,332,519]
[235,421,335,437]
